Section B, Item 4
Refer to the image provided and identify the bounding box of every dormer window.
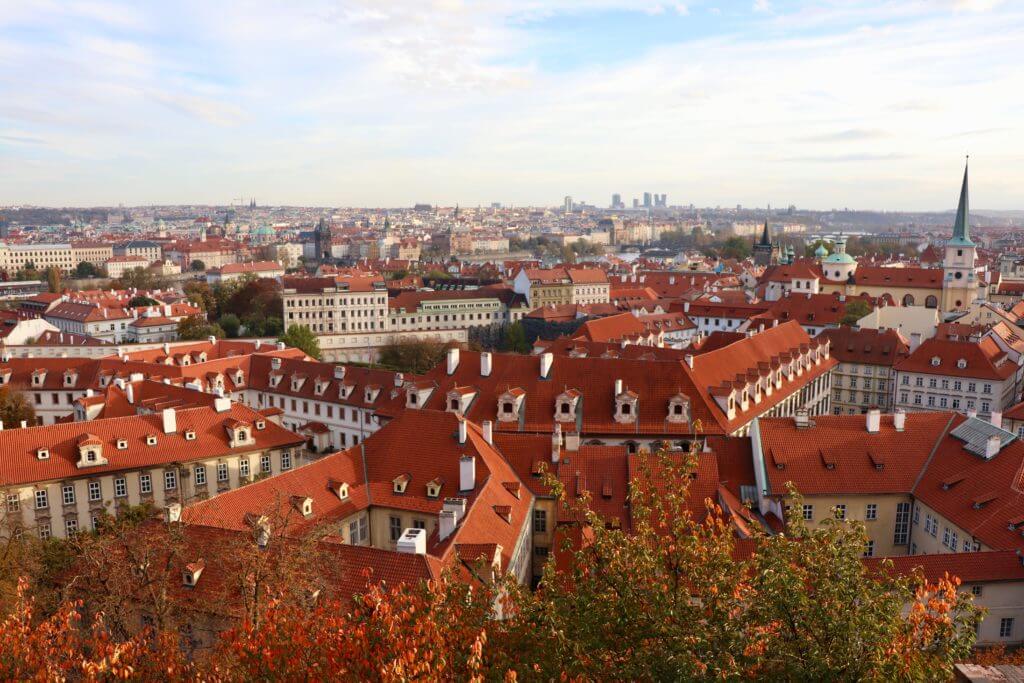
[31,371,45,386]
[931,356,941,367]
[185,430,196,441]
[269,374,282,388]
[450,398,459,410]
[614,390,639,424]
[957,358,967,369]
[63,372,76,387]
[238,429,248,441]
[37,448,49,460]
[668,394,691,424]
[332,481,349,500]
[502,401,513,414]
[182,560,204,587]
[146,435,157,446]
[117,439,128,450]
[292,495,313,517]
[426,478,443,498]
[497,389,525,423]
[255,420,266,431]
[234,371,245,385]
[393,474,410,494]
[364,386,380,403]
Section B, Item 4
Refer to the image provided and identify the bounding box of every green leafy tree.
[112,267,168,291]
[128,295,159,308]
[278,324,321,360]
[73,261,101,278]
[501,321,530,354]
[720,236,753,260]
[219,313,241,338]
[176,315,225,341]
[841,299,873,326]
[183,280,216,315]
[190,259,206,272]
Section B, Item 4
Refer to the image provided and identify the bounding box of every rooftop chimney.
[214,397,231,413]
[438,510,457,541]
[165,502,182,523]
[991,411,1003,430]
[794,409,810,429]
[459,455,476,491]
[446,347,460,375]
[540,352,553,379]
[126,383,135,405]
[162,407,177,434]
[968,407,978,419]
[480,352,492,377]
[565,431,581,451]
[443,497,467,524]
[458,418,467,444]
[866,407,881,433]
[614,378,623,396]
[986,434,1001,459]
[684,354,694,369]
[394,372,404,387]
[482,420,493,445]
[552,423,562,463]
[893,408,906,432]
[396,527,426,554]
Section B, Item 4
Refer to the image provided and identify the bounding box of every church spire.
[759,219,771,247]
[950,157,973,247]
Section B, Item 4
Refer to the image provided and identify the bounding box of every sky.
[1,0,1023,210]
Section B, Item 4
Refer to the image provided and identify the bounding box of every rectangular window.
[140,474,152,494]
[1001,618,1015,638]
[217,463,228,482]
[260,455,271,474]
[863,541,874,557]
[534,509,548,533]
[913,506,920,524]
[194,466,206,485]
[240,459,250,478]
[893,502,911,545]
[164,471,177,491]
[38,522,50,540]
[413,518,426,530]
[65,518,78,536]
[6,494,19,512]
[834,504,846,520]
[802,504,814,521]
[389,515,402,542]
[88,481,101,502]
[942,527,951,547]
[62,484,75,506]
[281,451,292,471]
[950,531,959,551]
[866,503,877,521]
[972,585,983,597]
[35,489,48,509]
[114,477,127,498]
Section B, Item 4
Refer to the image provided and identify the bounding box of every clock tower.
[942,160,977,312]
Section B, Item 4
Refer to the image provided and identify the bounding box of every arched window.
[925,295,938,309]
[902,294,915,306]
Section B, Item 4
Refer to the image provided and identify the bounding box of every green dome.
[823,252,855,265]
[814,244,828,258]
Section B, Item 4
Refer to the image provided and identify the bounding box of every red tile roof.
[894,337,1016,381]
[816,327,910,367]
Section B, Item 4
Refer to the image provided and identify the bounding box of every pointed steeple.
[759,219,771,246]
[950,157,973,246]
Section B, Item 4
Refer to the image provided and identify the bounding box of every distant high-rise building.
[611,193,622,209]
[564,196,573,213]
[632,198,639,208]
[643,192,652,208]
[658,193,667,207]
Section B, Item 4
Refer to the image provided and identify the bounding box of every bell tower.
[942,159,977,311]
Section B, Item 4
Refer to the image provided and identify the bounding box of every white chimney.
[967,407,978,419]
[684,354,694,369]
[683,301,690,313]
[866,407,881,433]
[551,423,562,463]
[614,378,623,396]
[19,420,26,429]
[458,418,467,444]
[565,431,581,451]
[893,408,906,432]
[0,421,4,431]
[480,352,492,377]
[276,341,286,351]
[126,383,134,404]
[459,455,476,491]
[163,342,170,354]
[443,497,467,524]
[991,411,1003,430]
[394,372,404,387]
[271,357,282,370]
[333,365,345,380]
[540,352,553,379]
[162,407,177,434]
[165,503,182,523]
[986,434,1001,459]
[446,347,460,375]
[214,397,231,413]
[254,339,262,350]
[396,528,426,554]
[482,420,493,445]
[438,510,457,541]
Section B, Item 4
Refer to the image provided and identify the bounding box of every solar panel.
[950,416,1016,458]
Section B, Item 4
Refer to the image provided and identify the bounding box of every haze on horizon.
[1,0,1022,212]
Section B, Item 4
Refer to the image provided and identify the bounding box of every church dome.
[814,244,828,258]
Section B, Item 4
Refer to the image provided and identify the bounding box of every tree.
[0,386,35,429]
[176,315,225,341]
[112,267,168,291]
[45,267,61,294]
[720,236,753,260]
[74,261,101,278]
[841,299,873,326]
[182,280,216,315]
[501,321,530,354]
[128,295,159,308]
[278,325,321,360]
[218,313,241,338]
[378,338,449,374]
[190,259,206,272]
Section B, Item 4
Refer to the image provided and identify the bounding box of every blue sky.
[1,0,1022,209]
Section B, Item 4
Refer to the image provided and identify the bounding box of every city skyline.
[2,1,1023,210]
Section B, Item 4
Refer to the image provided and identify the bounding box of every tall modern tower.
[643,192,652,208]
[611,193,622,209]
[564,196,573,213]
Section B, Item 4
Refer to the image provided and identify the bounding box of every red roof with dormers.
[864,550,1024,584]
[894,336,1016,381]
[816,326,910,367]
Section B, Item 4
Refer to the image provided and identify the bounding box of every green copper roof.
[823,252,855,265]
[948,160,974,247]
[814,244,828,257]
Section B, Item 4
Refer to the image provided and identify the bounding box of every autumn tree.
[45,267,61,294]
[278,324,321,360]
[0,386,35,429]
[177,315,225,341]
[377,338,448,373]
[112,267,168,291]
[182,280,216,315]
